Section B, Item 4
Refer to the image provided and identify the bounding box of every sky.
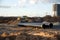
[0,0,60,17]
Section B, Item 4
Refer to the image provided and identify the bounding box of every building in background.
[53,4,60,17]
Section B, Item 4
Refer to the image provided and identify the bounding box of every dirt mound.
[16,33,58,40]
[0,32,60,40]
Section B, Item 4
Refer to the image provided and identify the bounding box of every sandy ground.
[0,24,60,36]
[0,24,60,40]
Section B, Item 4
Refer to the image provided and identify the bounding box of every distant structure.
[53,4,60,17]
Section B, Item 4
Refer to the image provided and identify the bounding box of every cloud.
[0,4,17,8]
[50,0,60,3]
[18,0,26,7]
[0,0,18,8]
[0,6,11,8]
[18,0,39,7]
[40,0,60,4]
[29,0,38,5]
